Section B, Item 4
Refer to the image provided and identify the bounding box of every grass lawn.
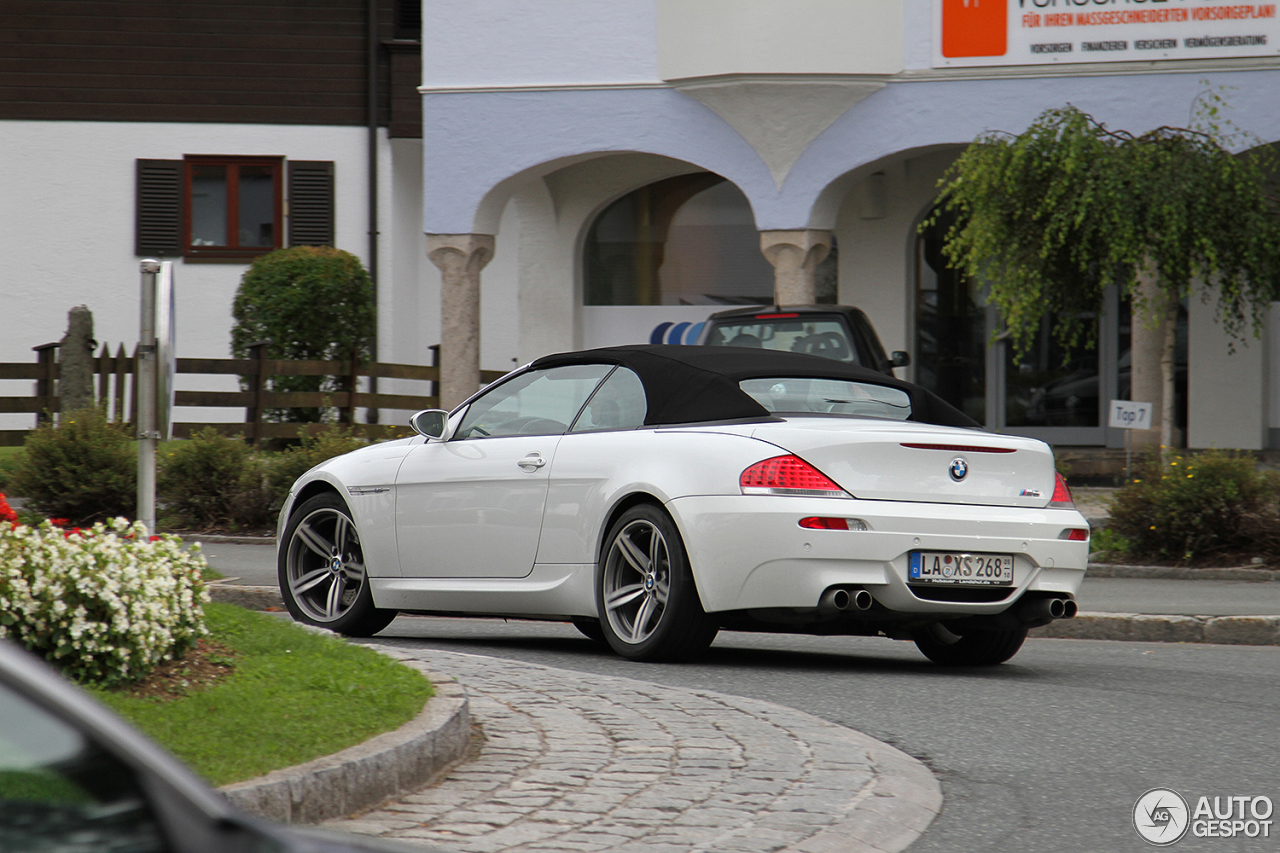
[92,603,432,786]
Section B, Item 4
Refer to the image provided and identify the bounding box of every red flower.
[48,518,69,527]
[0,494,17,525]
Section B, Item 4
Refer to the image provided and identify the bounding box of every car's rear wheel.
[279,493,397,637]
[912,622,1027,666]
[596,504,718,662]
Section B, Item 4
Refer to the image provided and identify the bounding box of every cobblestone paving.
[324,647,940,853]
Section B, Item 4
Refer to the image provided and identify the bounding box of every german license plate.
[909,551,1013,585]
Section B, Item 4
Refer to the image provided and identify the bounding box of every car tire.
[279,492,397,637]
[596,504,718,662]
[912,622,1027,666]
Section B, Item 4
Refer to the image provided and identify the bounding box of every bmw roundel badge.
[949,457,969,482]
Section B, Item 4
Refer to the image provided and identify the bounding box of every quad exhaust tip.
[820,587,874,612]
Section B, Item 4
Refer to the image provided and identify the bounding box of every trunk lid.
[742,419,1058,507]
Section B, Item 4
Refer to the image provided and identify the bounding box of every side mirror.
[409,409,450,439]
[891,351,911,368]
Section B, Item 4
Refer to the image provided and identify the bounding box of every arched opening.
[584,174,835,306]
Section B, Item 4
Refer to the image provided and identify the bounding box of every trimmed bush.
[0,518,209,686]
[1107,450,1280,562]
[230,246,375,423]
[7,407,136,525]
[158,428,275,531]
[268,424,368,498]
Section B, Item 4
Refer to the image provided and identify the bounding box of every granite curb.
[208,582,285,610]
[1030,612,1280,645]
[1085,563,1280,581]
[219,662,472,825]
[179,533,277,545]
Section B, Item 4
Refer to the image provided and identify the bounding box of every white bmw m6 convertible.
[277,345,1089,666]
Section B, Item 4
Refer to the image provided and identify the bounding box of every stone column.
[427,234,495,410]
[759,230,832,305]
[1129,268,1169,450]
[58,305,95,415]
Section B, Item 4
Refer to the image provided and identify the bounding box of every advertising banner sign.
[934,0,1280,67]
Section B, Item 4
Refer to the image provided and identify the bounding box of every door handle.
[517,453,546,472]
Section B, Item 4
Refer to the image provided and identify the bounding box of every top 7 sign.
[935,0,1280,67]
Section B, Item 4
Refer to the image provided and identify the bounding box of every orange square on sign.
[941,0,1008,57]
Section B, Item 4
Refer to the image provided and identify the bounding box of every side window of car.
[455,364,612,439]
[0,682,170,852]
[570,367,647,432]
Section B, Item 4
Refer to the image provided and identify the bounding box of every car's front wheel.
[596,504,718,662]
[912,622,1027,666]
[279,493,397,637]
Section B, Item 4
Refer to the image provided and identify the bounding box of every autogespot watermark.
[1133,788,1274,845]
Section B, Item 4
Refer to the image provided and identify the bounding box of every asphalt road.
[364,616,1280,853]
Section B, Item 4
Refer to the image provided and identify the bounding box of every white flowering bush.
[0,518,210,686]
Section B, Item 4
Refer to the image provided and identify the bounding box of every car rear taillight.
[1049,472,1074,508]
[740,455,850,498]
[799,516,869,530]
[1059,528,1090,541]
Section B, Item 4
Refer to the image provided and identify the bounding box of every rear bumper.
[667,494,1089,616]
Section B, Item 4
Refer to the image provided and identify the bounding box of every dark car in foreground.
[0,640,428,853]
[697,304,911,375]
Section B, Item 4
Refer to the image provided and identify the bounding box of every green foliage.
[928,92,1280,360]
[158,426,368,531]
[7,408,136,525]
[158,429,275,531]
[1089,526,1129,555]
[268,425,369,497]
[1107,450,1280,562]
[230,246,375,423]
[94,603,432,786]
[0,446,22,491]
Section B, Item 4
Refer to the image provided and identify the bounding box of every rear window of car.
[740,377,912,420]
[706,318,859,363]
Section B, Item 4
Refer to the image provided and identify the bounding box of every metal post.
[138,260,160,533]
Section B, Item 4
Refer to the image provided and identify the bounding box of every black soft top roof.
[529,345,978,428]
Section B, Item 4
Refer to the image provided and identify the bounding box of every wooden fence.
[0,341,507,446]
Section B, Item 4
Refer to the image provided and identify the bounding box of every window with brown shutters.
[134,157,335,260]
[287,161,336,247]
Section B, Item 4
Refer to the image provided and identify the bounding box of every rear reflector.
[799,517,869,531]
[900,443,1016,454]
[1060,528,1090,541]
[1049,472,1075,508]
[741,455,850,497]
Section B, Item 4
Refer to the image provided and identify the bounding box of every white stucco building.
[5,0,1280,450]
[409,0,1280,452]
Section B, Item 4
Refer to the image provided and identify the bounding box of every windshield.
[706,318,858,363]
[740,377,911,420]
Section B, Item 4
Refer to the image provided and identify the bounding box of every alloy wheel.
[601,518,672,644]
[285,506,368,623]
